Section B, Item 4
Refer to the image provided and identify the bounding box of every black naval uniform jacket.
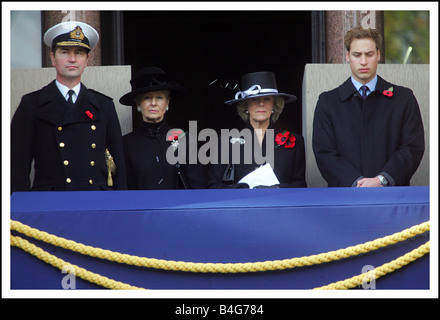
[208,123,307,189]
[11,80,127,193]
[123,120,207,190]
[312,76,425,187]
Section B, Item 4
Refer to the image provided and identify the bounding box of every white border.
[2,1,438,300]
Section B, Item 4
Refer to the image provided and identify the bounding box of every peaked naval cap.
[119,67,185,106]
[225,71,297,105]
[43,21,99,51]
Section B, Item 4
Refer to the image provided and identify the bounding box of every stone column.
[42,10,101,67]
[325,10,384,63]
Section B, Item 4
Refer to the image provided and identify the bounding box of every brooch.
[230,137,246,144]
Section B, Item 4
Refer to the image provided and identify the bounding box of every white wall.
[10,11,42,69]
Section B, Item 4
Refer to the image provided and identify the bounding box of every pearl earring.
[166,106,169,111]
[137,106,141,112]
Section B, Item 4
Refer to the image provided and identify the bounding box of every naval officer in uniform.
[11,21,127,193]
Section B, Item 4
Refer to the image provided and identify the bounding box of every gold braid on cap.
[70,26,85,40]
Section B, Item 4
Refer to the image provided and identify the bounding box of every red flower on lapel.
[275,131,296,148]
[275,131,289,146]
[383,87,394,97]
[85,110,94,119]
[167,129,184,141]
[167,129,186,151]
[285,134,296,148]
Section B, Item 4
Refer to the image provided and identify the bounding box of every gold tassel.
[107,169,113,187]
[105,149,116,187]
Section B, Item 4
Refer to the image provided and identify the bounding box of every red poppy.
[276,131,296,149]
[383,86,394,97]
[167,129,184,141]
[275,131,290,146]
[285,134,296,148]
[85,110,94,119]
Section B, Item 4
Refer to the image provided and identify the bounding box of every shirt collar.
[55,81,81,103]
[350,75,377,95]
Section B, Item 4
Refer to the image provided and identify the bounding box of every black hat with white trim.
[225,71,297,105]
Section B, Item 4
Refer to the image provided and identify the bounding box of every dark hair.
[344,26,382,52]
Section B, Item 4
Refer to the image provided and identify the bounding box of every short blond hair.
[236,96,285,122]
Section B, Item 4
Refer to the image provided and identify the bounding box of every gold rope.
[11,233,430,290]
[315,241,430,290]
[10,235,143,290]
[10,219,429,273]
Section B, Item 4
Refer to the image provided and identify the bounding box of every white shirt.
[55,81,81,104]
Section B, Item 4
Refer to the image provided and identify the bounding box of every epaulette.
[89,89,114,101]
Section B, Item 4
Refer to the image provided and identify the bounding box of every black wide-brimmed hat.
[225,71,297,105]
[119,67,185,106]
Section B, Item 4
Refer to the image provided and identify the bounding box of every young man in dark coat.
[312,27,425,187]
[11,21,127,193]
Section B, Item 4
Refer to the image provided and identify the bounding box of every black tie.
[67,90,75,104]
[360,85,368,100]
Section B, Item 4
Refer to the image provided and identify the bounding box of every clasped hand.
[356,177,383,187]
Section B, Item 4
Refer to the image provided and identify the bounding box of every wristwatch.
[377,174,388,186]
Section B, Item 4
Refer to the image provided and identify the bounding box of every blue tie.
[360,85,368,99]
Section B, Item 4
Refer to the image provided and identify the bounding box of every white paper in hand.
[238,163,280,189]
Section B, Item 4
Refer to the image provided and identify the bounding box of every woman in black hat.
[120,67,206,190]
[207,71,307,189]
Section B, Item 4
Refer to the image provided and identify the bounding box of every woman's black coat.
[208,123,307,189]
[123,120,207,190]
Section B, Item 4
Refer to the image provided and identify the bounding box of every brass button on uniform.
[89,179,94,185]
[59,142,65,148]
[63,160,69,166]
[91,125,96,130]
[58,126,63,131]
[90,161,95,166]
[91,143,96,149]
[66,178,72,183]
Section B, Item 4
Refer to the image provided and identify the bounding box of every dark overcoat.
[208,123,307,188]
[11,80,127,193]
[123,120,207,190]
[312,76,425,187]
